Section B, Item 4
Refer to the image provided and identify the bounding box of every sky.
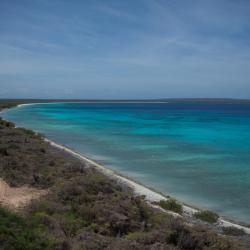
[0,0,250,99]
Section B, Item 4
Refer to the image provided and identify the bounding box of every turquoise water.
[2,102,250,223]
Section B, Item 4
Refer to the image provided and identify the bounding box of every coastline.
[17,101,169,108]
[2,103,250,234]
[45,137,250,234]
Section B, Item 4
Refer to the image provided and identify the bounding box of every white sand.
[45,138,250,234]
[16,101,169,109]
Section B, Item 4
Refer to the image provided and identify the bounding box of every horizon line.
[1,97,250,102]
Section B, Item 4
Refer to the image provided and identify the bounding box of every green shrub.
[40,148,46,153]
[0,119,15,128]
[78,204,97,223]
[54,213,85,237]
[0,146,9,156]
[125,231,147,240]
[222,226,246,236]
[148,211,169,226]
[0,206,53,250]
[16,127,36,136]
[159,199,183,214]
[194,210,219,223]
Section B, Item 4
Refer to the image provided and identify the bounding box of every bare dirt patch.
[0,178,47,210]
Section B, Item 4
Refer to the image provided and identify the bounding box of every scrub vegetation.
[159,199,183,214]
[0,101,246,249]
[222,227,246,237]
[194,210,219,224]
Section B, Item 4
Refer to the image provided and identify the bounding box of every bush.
[0,206,53,250]
[159,199,183,214]
[0,146,9,156]
[222,226,246,236]
[0,119,15,128]
[194,210,219,223]
[125,231,147,240]
[16,127,36,136]
[165,220,236,250]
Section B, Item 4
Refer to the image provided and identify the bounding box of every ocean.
[2,101,250,223]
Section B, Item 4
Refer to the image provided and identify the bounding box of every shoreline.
[2,103,250,234]
[45,137,250,234]
[17,101,169,108]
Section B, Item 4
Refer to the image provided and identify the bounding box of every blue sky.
[0,0,250,99]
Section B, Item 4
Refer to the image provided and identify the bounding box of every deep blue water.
[2,102,250,223]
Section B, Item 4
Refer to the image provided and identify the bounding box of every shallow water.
[2,102,250,223]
